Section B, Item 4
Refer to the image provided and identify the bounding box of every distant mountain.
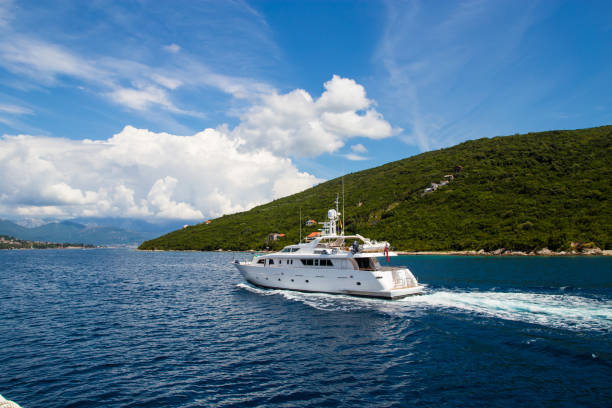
[70,217,198,235]
[0,219,166,246]
[0,217,203,246]
[140,125,611,252]
[0,219,28,238]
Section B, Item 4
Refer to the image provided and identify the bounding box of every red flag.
[384,245,389,263]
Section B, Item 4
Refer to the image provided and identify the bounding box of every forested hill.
[139,125,611,252]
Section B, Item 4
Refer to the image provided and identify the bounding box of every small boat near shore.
[234,200,423,299]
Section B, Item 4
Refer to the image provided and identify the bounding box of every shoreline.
[397,249,612,256]
[138,248,611,256]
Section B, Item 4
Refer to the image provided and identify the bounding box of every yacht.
[234,200,423,299]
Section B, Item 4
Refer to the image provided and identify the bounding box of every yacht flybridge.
[234,199,423,299]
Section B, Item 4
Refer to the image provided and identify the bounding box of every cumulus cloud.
[233,75,397,157]
[0,126,322,219]
[147,176,203,219]
[0,75,400,219]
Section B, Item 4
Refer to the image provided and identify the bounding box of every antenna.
[342,175,345,236]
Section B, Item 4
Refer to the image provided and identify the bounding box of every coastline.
[137,248,611,256]
[397,249,612,256]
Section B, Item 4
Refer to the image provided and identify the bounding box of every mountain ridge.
[139,125,612,251]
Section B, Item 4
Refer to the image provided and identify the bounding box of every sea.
[0,249,610,407]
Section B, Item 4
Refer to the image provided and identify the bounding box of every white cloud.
[0,126,322,219]
[150,73,182,90]
[0,104,32,115]
[109,86,175,112]
[0,36,108,86]
[42,182,99,205]
[0,34,271,113]
[163,43,181,53]
[15,205,66,217]
[351,143,368,153]
[233,75,396,157]
[343,143,369,161]
[316,75,371,112]
[343,153,368,161]
[321,109,394,139]
[147,176,203,219]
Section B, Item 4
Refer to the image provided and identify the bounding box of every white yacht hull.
[235,263,423,300]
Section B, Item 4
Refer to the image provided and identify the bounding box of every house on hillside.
[268,233,285,241]
[305,219,317,226]
[205,220,212,225]
[306,231,321,241]
[444,174,454,181]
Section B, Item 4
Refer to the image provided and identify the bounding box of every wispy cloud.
[0,0,281,121]
[0,33,273,115]
[351,143,367,154]
[162,43,181,53]
[0,0,12,28]
[377,0,545,151]
[0,36,110,86]
[0,103,32,115]
[343,153,368,161]
[343,143,369,161]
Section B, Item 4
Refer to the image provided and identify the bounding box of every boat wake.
[236,282,383,312]
[402,290,612,332]
[237,283,612,332]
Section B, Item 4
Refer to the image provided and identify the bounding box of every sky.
[0,0,611,222]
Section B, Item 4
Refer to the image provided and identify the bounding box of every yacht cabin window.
[300,259,334,267]
[281,247,300,253]
[355,257,379,270]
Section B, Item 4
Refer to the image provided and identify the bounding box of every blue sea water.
[0,249,610,407]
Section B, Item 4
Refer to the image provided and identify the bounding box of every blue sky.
[0,0,611,221]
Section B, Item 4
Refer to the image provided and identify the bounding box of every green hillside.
[139,126,612,252]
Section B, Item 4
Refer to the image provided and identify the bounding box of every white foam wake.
[236,282,381,311]
[237,283,612,332]
[401,290,612,332]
